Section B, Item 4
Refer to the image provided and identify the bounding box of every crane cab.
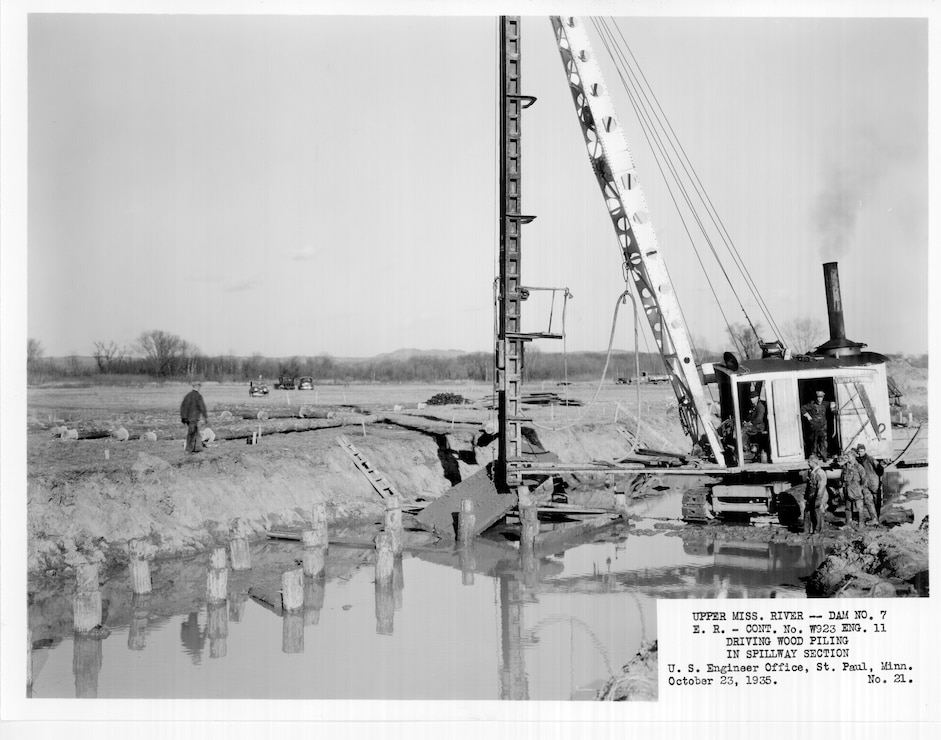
[711,352,894,469]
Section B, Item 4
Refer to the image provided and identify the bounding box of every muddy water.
[28,528,826,701]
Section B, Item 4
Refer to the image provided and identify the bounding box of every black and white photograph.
[1,0,937,735]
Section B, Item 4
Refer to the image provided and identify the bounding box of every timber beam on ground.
[510,461,808,476]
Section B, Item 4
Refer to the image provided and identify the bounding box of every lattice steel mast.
[495,17,538,492]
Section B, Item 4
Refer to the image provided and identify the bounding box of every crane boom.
[550,16,725,465]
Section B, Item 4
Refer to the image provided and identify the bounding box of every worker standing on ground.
[839,453,864,528]
[742,392,767,462]
[803,455,829,534]
[801,390,832,459]
[854,444,883,525]
[180,381,209,454]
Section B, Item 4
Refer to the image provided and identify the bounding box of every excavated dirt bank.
[27,419,481,575]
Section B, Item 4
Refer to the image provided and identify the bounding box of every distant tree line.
[27,330,675,385]
[26,328,927,386]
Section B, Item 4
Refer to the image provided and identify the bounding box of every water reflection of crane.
[492,545,646,701]
[682,537,827,595]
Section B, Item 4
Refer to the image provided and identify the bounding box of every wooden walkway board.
[336,435,399,500]
[533,514,621,552]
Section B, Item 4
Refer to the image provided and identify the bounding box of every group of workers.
[738,386,886,533]
[804,443,884,534]
[800,388,885,533]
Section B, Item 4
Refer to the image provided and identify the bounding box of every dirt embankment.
[806,521,929,597]
[27,418,476,575]
[27,395,672,579]
[598,641,658,701]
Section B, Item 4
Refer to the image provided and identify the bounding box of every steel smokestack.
[823,261,846,343]
[814,261,865,357]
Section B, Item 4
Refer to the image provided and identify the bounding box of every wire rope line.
[590,21,742,351]
[525,614,616,677]
[591,19,748,351]
[605,16,785,343]
[595,18,758,325]
[593,17,784,347]
[626,286,643,451]
[606,17,785,343]
[607,21,785,346]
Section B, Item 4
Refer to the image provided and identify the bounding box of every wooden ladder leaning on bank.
[336,435,399,501]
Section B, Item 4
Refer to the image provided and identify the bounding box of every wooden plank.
[265,529,437,550]
[533,514,620,551]
[536,504,611,516]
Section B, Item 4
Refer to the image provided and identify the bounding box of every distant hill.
[43,355,98,370]
[369,348,469,363]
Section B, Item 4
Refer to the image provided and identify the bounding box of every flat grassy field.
[27,380,679,434]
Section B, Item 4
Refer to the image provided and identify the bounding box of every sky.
[10,4,933,359]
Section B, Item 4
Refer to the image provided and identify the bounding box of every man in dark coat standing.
[742,392,767,461]
[180,381,209,453]
[855,443,884,522]
[801,390,832,459]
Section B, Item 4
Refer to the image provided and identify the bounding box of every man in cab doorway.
[801,390,833,460]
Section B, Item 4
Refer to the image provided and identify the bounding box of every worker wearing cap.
[180,381,209,454]
[742,392,767,462]
[839,453,864,528]
[801,390,832,459]
[803,455,829,534]
[854,444,883,524]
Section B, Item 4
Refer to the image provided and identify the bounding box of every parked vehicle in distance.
[298,376,314,390]
[616,377,628,384]
[276,375,297,390]
[623,372,671,384]
[249,379,269,397]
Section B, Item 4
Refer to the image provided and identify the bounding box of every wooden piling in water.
[310,502,329,549]
[302,543,325,579]
[458,498,476,543]
[75,562,99,593]
[73,592,102,633]
[128,540,152,595]
[614,491,629,518]
[520,505,539,550]
[384,496,404,555]
[375,531,394,584]
[206,547,228,604]
[281,568,305,612]
[230,537,251,571]
[73,563,102,633]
